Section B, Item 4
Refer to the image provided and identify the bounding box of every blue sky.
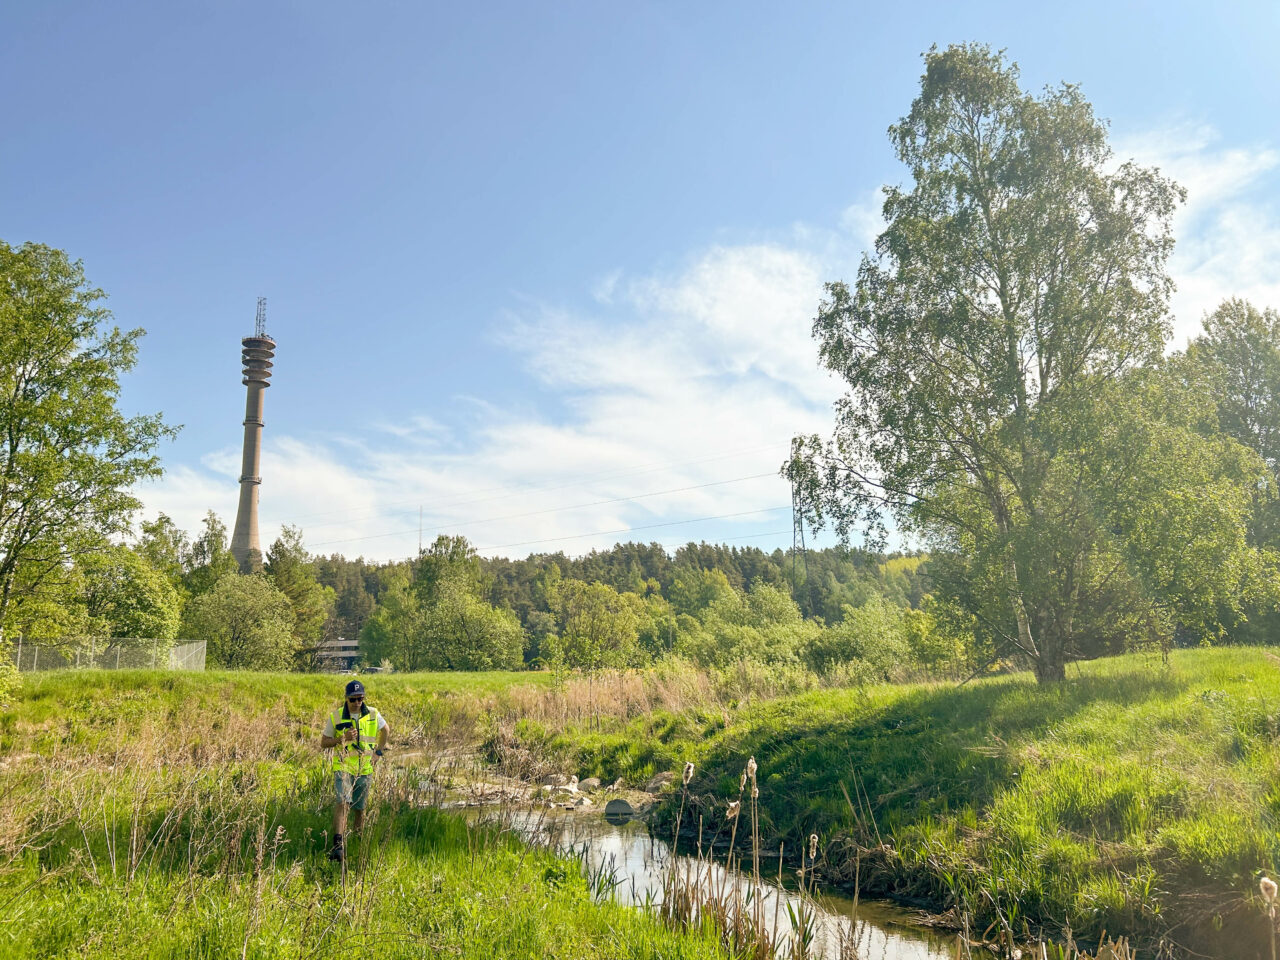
[3,2,1278,561]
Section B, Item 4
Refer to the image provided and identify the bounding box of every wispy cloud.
[138,242,849,561]
[1116,122,1280,341]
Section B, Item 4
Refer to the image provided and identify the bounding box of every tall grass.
[0,670,740,960]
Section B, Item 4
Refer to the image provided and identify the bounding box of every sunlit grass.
[507,648,1280,944]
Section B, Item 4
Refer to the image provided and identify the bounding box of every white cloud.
[1116,122,1280,342]
[137,243,846,561]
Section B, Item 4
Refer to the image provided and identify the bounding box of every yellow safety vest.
[330,702,381,776]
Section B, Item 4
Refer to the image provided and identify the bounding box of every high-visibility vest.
[330,702,382,776]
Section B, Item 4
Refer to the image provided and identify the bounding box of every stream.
[479,806,957,959]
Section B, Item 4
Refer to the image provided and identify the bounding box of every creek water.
[482,806,957,959]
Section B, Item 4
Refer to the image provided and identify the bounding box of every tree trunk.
[1033,648,1067,683]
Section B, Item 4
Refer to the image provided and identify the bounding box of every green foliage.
[1188,298,1280,474]
[549,578,645,670]
[181,511,240,599]
[135,512,190,595]
[800,598,909,678]
[421,578,524,670]
[264,525,335,654]
[786,45,1272,681]
[182,574,296,669]
[668,566,737,618]
[77,544,181,640]
[0,241,175,647]
[358,566,421,669]
[360,538,524,671]
[678,580,819,667]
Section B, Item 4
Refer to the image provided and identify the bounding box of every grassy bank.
[504,648,1280,950]
[0,669,729,960]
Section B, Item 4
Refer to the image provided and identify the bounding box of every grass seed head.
[683,761,695,786]
[809,834,818,860]
[727,800,741,819]
[1262,875,1278,904]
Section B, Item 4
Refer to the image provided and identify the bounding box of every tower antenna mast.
[230,298,277,573]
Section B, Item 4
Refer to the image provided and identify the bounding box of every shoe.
[327,839,345,862]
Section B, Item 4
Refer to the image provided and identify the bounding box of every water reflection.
[486,807,955,960]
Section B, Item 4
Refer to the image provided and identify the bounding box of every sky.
[2,1,1278,563]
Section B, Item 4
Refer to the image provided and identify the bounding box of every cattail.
[751,783,759,799]
[727,800,741,819]
[746,756,757,781]
[809,834,818,860]
[683,761,695,786]
[739,770,748,792]
[1263,875,1278,904]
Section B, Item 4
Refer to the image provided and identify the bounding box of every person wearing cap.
[319,679,389,862]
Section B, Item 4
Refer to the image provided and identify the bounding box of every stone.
[577,777,601,791]
[644,771,675,793]
[574,796,593,808]
[609,778,625,791]
[604,798,634,823]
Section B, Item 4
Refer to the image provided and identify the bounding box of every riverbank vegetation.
[0,668,739,960]
[9,654,1280,955]
[494,648,1280,953]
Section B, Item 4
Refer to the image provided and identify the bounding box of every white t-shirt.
[322,704,388,738]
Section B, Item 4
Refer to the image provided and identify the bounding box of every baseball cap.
[344,679,366,698]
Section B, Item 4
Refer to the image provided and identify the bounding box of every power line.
[305,472,781,547]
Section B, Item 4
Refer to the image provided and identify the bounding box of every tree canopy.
[787,45,1267,681]
[0,242,175,643]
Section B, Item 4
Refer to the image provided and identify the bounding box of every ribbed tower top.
[241,335,276,387]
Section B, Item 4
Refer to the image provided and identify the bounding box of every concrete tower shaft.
[230,300,275,573]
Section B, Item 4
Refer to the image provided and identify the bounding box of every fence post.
[152,644,157,669]
[32,647,38,671]
[15,637,21,672]
[116,646,121,669]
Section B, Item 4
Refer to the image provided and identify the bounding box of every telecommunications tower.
[230,298,276,573]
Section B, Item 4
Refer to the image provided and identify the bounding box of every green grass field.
[0,668,728,960]
[501,649,1280,949]
[9,651,1280,954]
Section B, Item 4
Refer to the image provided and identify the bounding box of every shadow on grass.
[688,665,1191,842]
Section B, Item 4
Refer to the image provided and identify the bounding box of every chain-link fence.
[12,638,206,672]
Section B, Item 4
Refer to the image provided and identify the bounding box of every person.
[319,679,389,862]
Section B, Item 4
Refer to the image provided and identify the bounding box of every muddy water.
[488,808,956,959]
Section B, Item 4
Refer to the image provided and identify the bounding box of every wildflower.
[1263,875,1278,905]
[809,834,818,860]
[726,800,741,819]
[683,761,695,786]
